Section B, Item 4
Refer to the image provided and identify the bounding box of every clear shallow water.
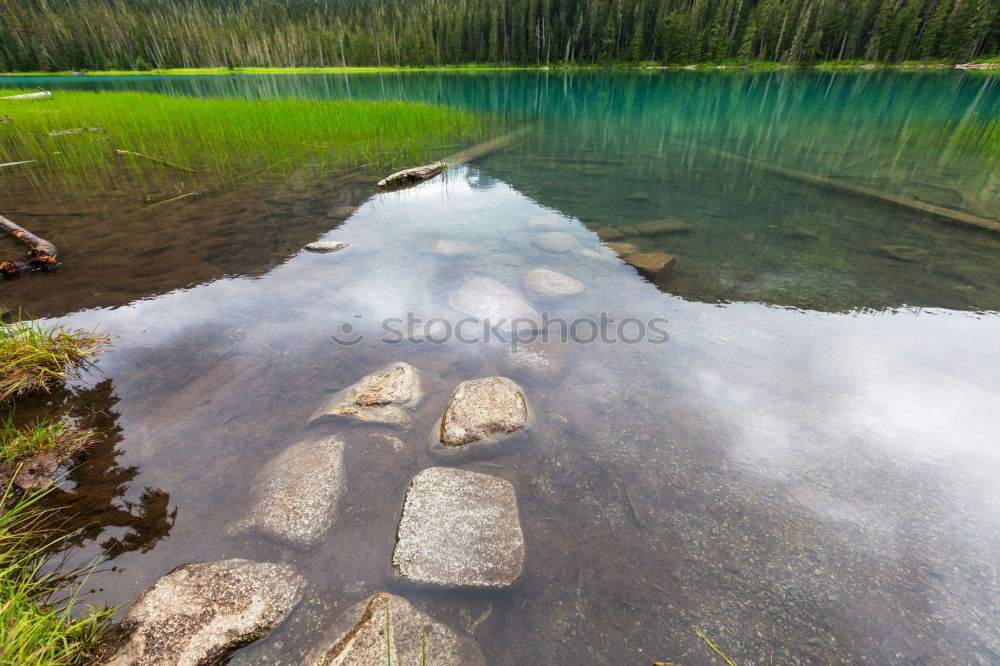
[2,72,1000,664]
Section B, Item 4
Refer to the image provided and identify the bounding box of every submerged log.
[0,214,59,275]
[113,149,197,173]
[376,162,444,192]
[0,90,51,100]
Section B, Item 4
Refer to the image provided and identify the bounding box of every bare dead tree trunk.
[0,214,59,275]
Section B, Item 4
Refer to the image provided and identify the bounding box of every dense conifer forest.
[0,0,997,72]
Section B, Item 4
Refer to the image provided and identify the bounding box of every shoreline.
[2,60,999,77]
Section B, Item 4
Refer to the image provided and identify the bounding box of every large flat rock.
[310,362,423,426]
[447,277,541,333]
[439,376,529,447]
[303,593,485,665]
[107,559,305,666]
[232,436,346,549]
[392,467,525,588]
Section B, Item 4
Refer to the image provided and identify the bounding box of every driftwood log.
[376,162,444,192]
[0,90,51,100]
[0,214,59,275]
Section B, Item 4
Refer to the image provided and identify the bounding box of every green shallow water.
[1,71,999,664]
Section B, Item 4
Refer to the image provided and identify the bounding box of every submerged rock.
[376,162,443,192]
[623,252,676,280]
[605,241,640,256]
[634,218,692,235]
[531,231,580,253]
[303,592,485,666]
[434,239,478,256]
[439,376,529,447]
[304,241,349,253]
[595,226,626,241]
[877,245,930,262]
[232,436,345,549]
[10,451,62,492]
[447,277,541,333]
[310,362,423,426]
[326,204,357,219]
[502,340,569,382]
[392,467,525,588]
[107,559,305,666]
[522,268,585,299]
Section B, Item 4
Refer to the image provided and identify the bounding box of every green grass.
[0,89,490,192]
[0,316,110,403]
[0,413,95,466]
[0,482,114,665]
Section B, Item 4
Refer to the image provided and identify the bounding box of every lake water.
[2,71,999,664]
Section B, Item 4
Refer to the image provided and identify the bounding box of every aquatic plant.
[0,481,113,665]
[0,315,110,403]
[0,90,490,193]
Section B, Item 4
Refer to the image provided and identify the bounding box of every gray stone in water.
[392,467,525,588]
[448,277,541,333]
[232,436,345,549]
[304,241,349,253]
[502,340,569,382]
[595,226,626,241]
[531,231,580,253]
[522,268,585,299]
[106,559,305,666]
[877,245,930,262]
[439,376,529,447]
[376,162,444,191]
[303,592,485,666]
[310,362,423,426]
[634,218,693,235]
[434,239,478,256]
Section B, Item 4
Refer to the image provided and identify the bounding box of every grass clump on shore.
[0,483,113,665]
[0,90,490,191]
[0,316,109,403]
[0,414,95,467]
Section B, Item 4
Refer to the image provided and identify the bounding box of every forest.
[0,0,997,72]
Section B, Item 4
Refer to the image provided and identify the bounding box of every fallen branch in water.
[0,214,59,276]
[0,89,51,100]
[113,149,197,173]
[376,162,444,192]
[0,161,35,169]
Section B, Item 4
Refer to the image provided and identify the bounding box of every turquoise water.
[2,72,999,664]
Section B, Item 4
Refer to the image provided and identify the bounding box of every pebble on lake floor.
[303,241,349,253]
[303,592,485,665]
[434,238,478,256]
[310,361,423,426]
[392,467,526,588]
[106,559,305,666]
